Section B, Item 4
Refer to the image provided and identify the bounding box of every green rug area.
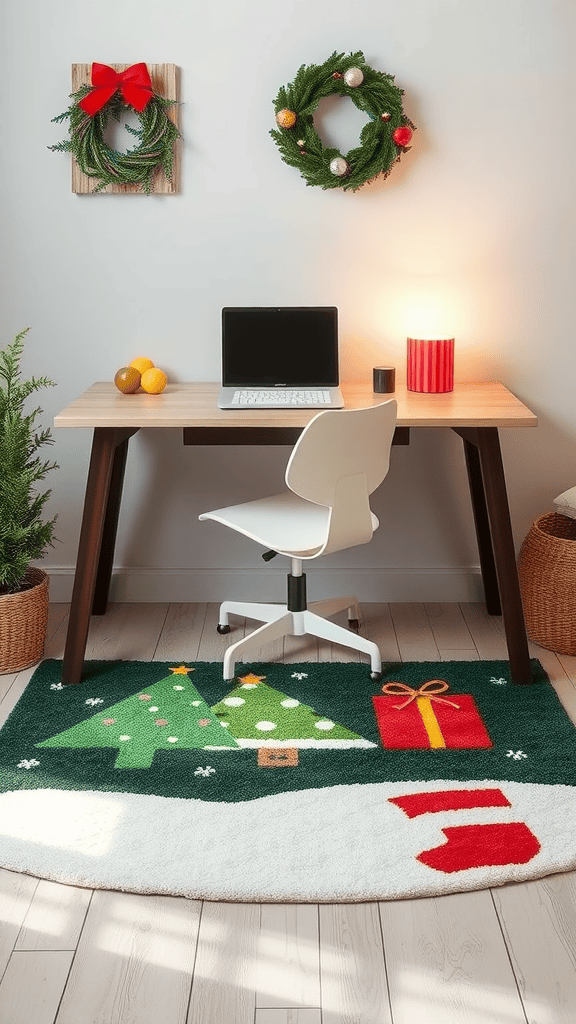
[1,658,575,804]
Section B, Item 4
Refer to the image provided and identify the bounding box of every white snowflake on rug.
[85,698,104,706]
[291,672,308,680]
[17,759,40,770]
[194,766,216,777]
[50,683,63,691]
[506,750,528,761]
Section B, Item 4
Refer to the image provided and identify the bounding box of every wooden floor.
[1,601,576,1024]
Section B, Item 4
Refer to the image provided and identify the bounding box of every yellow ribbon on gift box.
[381,680,461,749]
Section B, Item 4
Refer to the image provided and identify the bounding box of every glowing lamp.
[407,336,454,393]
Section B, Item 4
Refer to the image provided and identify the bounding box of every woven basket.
[0,566,49,674]
[518,512,576,656]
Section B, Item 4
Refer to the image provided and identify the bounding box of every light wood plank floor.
[1,601,576,1024]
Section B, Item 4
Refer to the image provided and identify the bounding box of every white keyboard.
[231,389,331,406]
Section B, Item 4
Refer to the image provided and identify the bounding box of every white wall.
[2,0,575,602]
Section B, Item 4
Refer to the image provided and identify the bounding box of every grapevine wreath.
[50,63,180,194]
[271,51,415,191]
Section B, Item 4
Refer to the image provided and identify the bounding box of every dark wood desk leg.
[92,436,131,615]
[474,427,533,685]
[461,435,501,615]
[61,428,137,685]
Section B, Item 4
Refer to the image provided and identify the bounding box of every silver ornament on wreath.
[329,156,350,177]
[344,67,364,88]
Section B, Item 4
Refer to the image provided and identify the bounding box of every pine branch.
[0,330,59,592]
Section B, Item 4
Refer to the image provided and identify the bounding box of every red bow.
[79,63,154,116]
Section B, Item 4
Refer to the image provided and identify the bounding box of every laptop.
[218,306,345,409]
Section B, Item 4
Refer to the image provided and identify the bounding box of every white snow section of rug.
[1,779,575,902]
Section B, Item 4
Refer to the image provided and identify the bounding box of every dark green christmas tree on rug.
[37,666,240,768]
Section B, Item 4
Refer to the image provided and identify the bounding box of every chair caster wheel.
[370,670,383,682]
[348,618,360,632]
[217,624,231,634]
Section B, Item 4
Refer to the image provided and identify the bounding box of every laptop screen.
[222,307,339,387]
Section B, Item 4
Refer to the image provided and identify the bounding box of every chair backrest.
[285,399,397,556]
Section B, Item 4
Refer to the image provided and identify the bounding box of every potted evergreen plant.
[0,328,58,673]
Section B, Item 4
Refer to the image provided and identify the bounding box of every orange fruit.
[114,366,141,394]
[140,367,167,394]
[130,357,155,374]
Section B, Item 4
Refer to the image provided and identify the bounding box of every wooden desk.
[54,381,538,685]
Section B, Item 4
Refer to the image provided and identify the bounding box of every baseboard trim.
[43,565,485,604]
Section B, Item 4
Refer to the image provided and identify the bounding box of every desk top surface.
[54,380,538,429]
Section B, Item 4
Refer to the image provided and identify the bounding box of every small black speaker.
[373,367,395,394]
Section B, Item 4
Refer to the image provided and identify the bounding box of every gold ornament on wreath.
[50,63,181,194]
[270,50,415,191]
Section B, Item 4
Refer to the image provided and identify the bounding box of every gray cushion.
[554,485,576,519]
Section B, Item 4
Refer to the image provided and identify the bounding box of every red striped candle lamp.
[407,337,454,393]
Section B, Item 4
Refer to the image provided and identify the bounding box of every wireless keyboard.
[230,389,331,406]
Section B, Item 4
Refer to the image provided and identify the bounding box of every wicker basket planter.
[0,566,49,674]
[517,512,576,656]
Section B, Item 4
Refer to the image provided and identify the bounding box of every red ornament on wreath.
[393,126,413,147]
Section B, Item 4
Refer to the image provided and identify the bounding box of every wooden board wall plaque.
[71,63,180,194]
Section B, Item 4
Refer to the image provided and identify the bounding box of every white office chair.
[199,399,397,681]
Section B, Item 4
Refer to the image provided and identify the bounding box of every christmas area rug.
[1,659,576,903]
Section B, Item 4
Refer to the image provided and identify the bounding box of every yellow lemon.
[130,357,155,375]
[140,367,167,394]
[114,366,141,394]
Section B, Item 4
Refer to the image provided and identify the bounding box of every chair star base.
[218,596,381,681]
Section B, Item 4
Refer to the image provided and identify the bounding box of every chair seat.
[200,492,329,557]
[200,492,380,558]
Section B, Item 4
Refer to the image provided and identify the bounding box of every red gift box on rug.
[372,680,492,750]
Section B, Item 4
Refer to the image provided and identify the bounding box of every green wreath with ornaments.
[270,51,415,191]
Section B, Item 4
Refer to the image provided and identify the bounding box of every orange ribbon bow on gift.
[381,680,461,711]
[79,63,154,116]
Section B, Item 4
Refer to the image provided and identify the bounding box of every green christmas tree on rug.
[211,672,376,749]
[36,666,240,769]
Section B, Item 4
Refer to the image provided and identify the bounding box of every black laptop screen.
[222,307,338,387]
